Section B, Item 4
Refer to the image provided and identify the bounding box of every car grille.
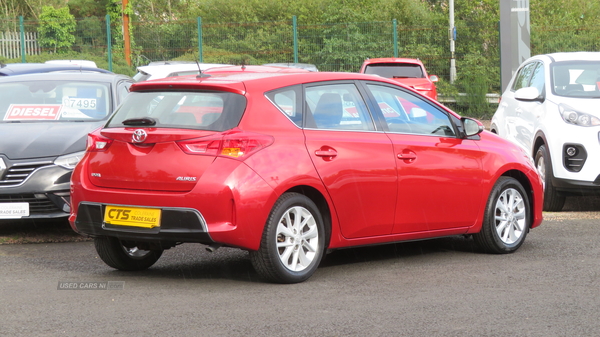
[0,161,53,187]
[0,194,62,214]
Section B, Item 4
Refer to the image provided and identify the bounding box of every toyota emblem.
[132,129,147,143]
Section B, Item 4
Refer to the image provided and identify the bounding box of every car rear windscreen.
[0,81,111,122]
[107,91,246,132]
[364,63,425,79]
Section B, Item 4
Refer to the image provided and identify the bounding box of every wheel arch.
[533,130,548,158]
[490,123,498,134]
[285,185,332,249]
[500,169,536,229]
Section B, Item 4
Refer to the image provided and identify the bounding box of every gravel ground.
[1,195,598,245]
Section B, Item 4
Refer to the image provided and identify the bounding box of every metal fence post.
[106,14,112,72]
[393,19,398,58]
[19,16,26,63]
[198,17,203,62]
[293,16,298,63]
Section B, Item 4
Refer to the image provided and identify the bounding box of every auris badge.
[132,129,147,143]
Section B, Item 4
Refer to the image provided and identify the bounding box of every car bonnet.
[0,121,103,159]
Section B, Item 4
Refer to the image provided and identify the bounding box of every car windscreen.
[0,81,111,122]
[551,61,600,98]
[364,63,425,79]
[106,90,246,132]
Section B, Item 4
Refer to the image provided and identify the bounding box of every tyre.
[94,237,163,271]
[474,177,530,254]
[535,145,566,211]
[250,193,326,284]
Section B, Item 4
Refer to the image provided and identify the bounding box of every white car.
[491,52,600,211]
[133,61,231,81]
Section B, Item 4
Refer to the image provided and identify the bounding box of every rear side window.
[107,91,246,131]
[265,85,302,127]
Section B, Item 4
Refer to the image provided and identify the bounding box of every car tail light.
[86,130,113,152]
[177,137,222,156]
[177,130,274,160]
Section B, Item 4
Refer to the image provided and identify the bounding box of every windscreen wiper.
[122,117,157,126]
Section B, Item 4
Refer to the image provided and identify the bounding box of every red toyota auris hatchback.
[69,72,543,283]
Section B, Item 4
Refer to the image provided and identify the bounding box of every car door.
[500,62,540,150]
[302,82,398,239]
[513,62,545,153]
[363,82,484,234]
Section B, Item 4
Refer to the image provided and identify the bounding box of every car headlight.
[559,104,600,127]
[54,151,86,170]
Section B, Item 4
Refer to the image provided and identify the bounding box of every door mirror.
[515,87,542,102]
[429,75,439,82]
[462,117,484,137]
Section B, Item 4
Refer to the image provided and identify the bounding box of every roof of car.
[0,71,132,83]
[130,71,407,94]
[136,62,232,76]
[262,63,319,72]
[203,65,311,74]
[362,58,425,66]
[540,52,600,63]
[0,63,113,76]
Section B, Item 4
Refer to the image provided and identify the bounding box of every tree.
[37,6,76,53]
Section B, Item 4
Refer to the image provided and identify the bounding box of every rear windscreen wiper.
[122,117,157,126]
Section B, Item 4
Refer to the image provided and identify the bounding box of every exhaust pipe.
[206,243,221,253]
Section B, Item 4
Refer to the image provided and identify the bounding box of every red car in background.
[69,71,543,283]
[360,58,439,100]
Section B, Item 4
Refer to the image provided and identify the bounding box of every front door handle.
[397,151,417,163]
[315,150,337,157]
[397,153,416,160]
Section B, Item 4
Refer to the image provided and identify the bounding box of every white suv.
[491,52,600,211]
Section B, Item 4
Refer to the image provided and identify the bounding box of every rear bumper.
[73,202,215,245]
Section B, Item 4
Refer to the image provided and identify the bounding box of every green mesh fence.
[3,17,600,118]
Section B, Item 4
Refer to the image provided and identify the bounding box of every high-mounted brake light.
[177,130,274,160]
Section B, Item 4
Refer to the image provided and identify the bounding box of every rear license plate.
[104,206,161,228]
[0,202,29,219]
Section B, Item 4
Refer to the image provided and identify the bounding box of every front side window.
[107,91,246,131]
[512,62,538,91]
[366,83,456,137]
[551,61,600,98]
[304,83,374,131]
[529,63,545,94]
[0,81,111,122]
